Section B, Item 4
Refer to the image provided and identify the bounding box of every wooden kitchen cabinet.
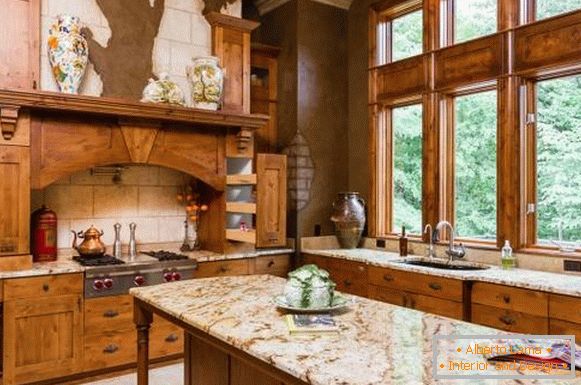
[0,146,30,257]
[471,282,549,334]
[0,0,40,90]
[253,254,291,277]
[368,266,465,319]
[325,259,369,297]
[549,294,581,343]
[3,274,83,385]
[256,154,287,248]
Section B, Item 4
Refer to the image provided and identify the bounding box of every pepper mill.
[113,223,122,258]
[129,222,137,258]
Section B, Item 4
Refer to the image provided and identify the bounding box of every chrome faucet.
[434,220,466,262]
[423,224,436,259]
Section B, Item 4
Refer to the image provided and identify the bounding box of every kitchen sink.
[396,259,490,271]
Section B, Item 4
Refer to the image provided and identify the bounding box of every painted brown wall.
[347,0,378,204]
[249,0,349,238]
[296,0,348,237]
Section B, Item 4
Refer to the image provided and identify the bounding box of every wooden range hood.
[0,89,268,191]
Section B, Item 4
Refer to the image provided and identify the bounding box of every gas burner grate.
[142,250,190,261]
[73,255,125,266]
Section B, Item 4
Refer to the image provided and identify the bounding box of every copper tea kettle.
[71,226,106,257]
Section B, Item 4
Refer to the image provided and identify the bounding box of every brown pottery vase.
[330,192,366,249]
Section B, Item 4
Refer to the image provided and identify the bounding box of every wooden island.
[131,275,580,385]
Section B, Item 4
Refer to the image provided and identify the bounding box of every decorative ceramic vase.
[186,56,224,110]
[330,192,366,249]
[284,265,335,308]
[141,73,186,106]
[47,15,88,94]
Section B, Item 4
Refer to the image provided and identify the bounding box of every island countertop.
[130,275,581,385]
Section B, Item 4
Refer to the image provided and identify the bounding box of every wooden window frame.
[439,82,498,246]
[440,0,500,46]
[522,0,581,23]
[375,96,424,238]
[523,70,581,255]
[371,0,423,66]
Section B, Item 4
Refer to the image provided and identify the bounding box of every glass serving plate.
[273,294,349,313]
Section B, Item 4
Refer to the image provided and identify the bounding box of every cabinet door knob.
[103,310,119,318]
[219,266,229,273]
[165,333,179,343]
[343,279,352,287]
[267,260,275,268]
[502,295,511,304]
[42,283,49,292]
[429,282,442,291]
[103,344,119,354]
[383,274,394,282]
[499,314,515,326]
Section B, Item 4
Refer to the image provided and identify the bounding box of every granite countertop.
[130,275,580,385]
[302,248,581,297]
[0,245,294,280]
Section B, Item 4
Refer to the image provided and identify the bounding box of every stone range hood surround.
[0,89,268,191]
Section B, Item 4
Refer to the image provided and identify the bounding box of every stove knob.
[93,279,104,291]
[163,272,173,282]
[134,275,145,286]
[172,271,182,281]
[103,278,113,289]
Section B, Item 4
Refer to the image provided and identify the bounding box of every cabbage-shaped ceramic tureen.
[283,265,336,308]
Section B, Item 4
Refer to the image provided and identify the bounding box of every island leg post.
[134,300,153,385]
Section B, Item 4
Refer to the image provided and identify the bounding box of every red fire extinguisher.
[31,205,57,262]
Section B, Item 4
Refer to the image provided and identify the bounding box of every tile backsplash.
[32,166,192,249]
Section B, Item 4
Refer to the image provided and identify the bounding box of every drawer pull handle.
[502,295,511,304]
[499,315,515,326]
[219,266,229,273]
[429,283,442,291]
[103,344,119,354]
[343,279,352,287]
[267,260,275,268]
[165,333,179,343]
[42,284,49,292]
[383,274,394,282]
[103,310,119,318]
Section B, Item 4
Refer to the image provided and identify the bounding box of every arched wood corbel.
[237,127,253,151]
[1,106,20,140]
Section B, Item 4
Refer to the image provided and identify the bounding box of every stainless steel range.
[77,250,198,298]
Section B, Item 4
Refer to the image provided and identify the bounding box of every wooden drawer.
[472,282,548,317]
[151,322,184,359]
[549,294,581,324]
[85,295,133,335]
[327,259,368,297]
[369,286,463,320]
[4,273,83,300]
[83,329,136,371]
[368,266,463,301]
[301,254,328,269]
[254,254,291,277]
[549,319,581,344]
[194,259,249,278]
[471,303,548,334]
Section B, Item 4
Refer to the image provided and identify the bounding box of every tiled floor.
[78,363,184,385]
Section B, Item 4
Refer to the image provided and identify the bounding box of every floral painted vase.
[186,56,224,110]
[47,15,88,94]
[141,73,186,106]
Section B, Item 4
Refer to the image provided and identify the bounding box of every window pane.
[392,10,423,62]
[454,0,497,43]
[455,91,497,239]
[392,105,423,234]
[537,0,581,20]
[537,76,581,244]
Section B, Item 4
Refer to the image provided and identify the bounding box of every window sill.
[518,247,581,260]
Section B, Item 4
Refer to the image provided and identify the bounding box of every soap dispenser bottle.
[501,240,516,269]
[399,226,408,257]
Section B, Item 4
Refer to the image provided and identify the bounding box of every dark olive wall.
[296,0,348,238]
[347,0,377,204]
[249,0,349,238]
